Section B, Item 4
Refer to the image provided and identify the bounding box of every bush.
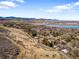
[23,25,36,32]
[52,31,63,37]
[31,30,37,37]
[3,22,16,27]
[42,38,52,47]
[72,48,79,58]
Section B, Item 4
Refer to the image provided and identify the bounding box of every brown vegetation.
[0,20,79,59]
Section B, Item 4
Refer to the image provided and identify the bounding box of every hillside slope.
[0,26,71,59]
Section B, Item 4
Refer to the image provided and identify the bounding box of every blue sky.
[0,0,79,21]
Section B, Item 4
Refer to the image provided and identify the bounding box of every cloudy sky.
[0,0,79,21]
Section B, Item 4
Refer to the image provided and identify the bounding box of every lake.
[46,24,79,29]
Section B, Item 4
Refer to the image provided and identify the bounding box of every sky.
[0,0,79,21]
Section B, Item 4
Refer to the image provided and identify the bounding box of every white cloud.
[44,1,79,13]
[44,4,73,13]
[74,1,79,6]
[45,9,62,13]
[55,4,72,10]
[0,5,9,9]
[44,4,72,13]
[16,0,24,3]
[0,1,17,9]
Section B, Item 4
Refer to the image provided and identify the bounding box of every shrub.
[3,22,16,27]
[42,38,52,47]
[52,31,63,37]
[31,30,37,37]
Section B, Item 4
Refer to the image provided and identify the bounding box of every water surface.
[46,24,79,29]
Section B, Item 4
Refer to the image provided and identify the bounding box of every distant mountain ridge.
[0,16,57,21]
